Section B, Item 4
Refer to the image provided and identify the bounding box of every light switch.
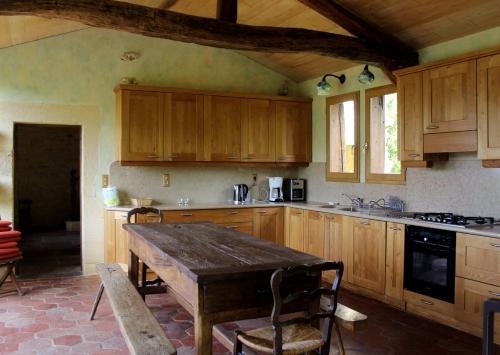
[102,174,109,188]
[162,174,170,187]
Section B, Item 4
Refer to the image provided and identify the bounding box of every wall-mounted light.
[120,51,140,62]
[358,65,375,84]
[316,73,346,96]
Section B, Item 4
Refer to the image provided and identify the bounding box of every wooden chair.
[0,256,23,297]
[233,261,344,355]
[483,298,500,355]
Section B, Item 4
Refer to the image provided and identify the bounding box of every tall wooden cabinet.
[164,93,204,161]
[253,207,284,245]
[117,90,164,161]
[241,99,276,162]
[478,53,500,160]
[275,101,312,163]
[346,217,386,294]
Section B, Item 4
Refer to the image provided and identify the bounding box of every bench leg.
[233,330,243,355]
[333,319,345,355]
[90,283,104,320]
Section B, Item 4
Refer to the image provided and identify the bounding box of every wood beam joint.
[217,0,237,23]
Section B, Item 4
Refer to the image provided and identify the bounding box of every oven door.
[404,240,455,303]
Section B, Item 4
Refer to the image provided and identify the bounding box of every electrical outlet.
[162,174,170,187]
[102,175,109,188]
[252,173,258,183]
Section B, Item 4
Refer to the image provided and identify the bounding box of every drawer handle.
[490,243,500,248]
[229,211,239,215]
[489,291,500,297]
[180,213,193,217]
[408,153,421,157]
[256,210,267,214]
[420,299,434,306]
[389,227,402,231]
[277,156,287,161]
[168,154,178,159]
[358,221,370,225]
[426,125,439,129]
[256,289,268,294]
[227,225,239,229]
[147,154,159,158]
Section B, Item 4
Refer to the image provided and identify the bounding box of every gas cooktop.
[407,212,497,227]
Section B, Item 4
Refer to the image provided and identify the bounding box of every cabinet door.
[478,54,500,159]
[204,96,242,161]
[398,72,424,161]
[348,218,386,294]
[323,214,345,283]
[304,211,325,258]
[455,277,500,342]
[275,101,312,162]
[121,90,164,161]
[253,208,284,245]
[104,211,131,265]
[423,60,477,133]
[456,233,500,286]
[164,93,204,161]
[285,208,305,252]
[241,99,276,162]
[385,222,405,301]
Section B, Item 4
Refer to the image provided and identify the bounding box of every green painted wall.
[0,28,297,174]
[299,25,500,166]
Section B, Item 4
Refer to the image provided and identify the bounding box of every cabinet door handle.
[227,225,239,229]
[420,299,434,305]
[488,291,500,297]
[408,153,421,157]
[426,125,439,129]
[358,220,370,225]
[490,243,500,248]
[168,154,178,159]
[277,155,287,161]
[256,210,267,214]
[227,156,239,160]
[389,227,402,231]
[147,154,159,158]
[229,211,239,215]
[179,213,193,217]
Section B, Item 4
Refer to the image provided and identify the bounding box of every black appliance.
[411,212,495,227]
[283,178,306,202]
[232,184,249,203]
[404,225,456,303]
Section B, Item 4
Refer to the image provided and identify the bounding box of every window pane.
[329,100,355,174]
[369,93,400,174]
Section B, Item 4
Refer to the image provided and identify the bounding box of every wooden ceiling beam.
[0,0,416,71]
[297,0,418,73]
[217,0,238,23]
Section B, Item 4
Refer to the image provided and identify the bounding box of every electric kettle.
[233,184,249,203]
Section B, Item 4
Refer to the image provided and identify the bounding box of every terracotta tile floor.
[0,275,497,354]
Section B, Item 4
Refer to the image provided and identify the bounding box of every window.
[365,85,405,184]
[326,92,360,182]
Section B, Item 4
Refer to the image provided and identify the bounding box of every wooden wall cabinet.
[117,90,164,161]
[423,60,477,134]
[253,207,284,245]
[284,208,305,252]
[385,222,405,304]
[275,101,312,163]
[116,85,312,165]
[241,99,276,162]
[346,217,386,294]
[478,53,500,161]
[164,93,204,161]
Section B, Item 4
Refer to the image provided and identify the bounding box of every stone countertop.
[106,201,500,239]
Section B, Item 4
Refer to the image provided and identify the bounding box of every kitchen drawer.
[222,221,254,235]
[136,213,162,223]
[456,233,500,286]
[404,289,455,318]
[163,208,253,224]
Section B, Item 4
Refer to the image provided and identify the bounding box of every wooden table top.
[124,222,323,283]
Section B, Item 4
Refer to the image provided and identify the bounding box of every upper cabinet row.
[396,51,500,167]
[115,86,312,165]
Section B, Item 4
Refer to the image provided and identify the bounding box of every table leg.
[194,313,213,355]
[129,251,139,290]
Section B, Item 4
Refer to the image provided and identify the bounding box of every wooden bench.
[92,263,176,355]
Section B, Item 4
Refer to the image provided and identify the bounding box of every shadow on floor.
[17,230,81,279]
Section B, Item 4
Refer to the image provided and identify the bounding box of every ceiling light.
[316,74,346,96]
[358,65,375,84]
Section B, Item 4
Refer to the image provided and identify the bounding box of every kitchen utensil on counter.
[131,198,153,207]
[233,184,249,203]
[283,178,306,202]
[268,177,284,202]
[102,186,120,207]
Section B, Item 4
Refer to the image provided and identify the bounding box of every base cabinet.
[285,208,305,252]
[323,214,347,283]
[253,208,284,245]
[104,211,131,265]
[385,223,405,304]
[304,211,325,258]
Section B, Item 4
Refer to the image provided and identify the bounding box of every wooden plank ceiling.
[1,0,500,82]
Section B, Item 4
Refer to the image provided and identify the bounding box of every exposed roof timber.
[0,0,417,72]
[217,0,237,23]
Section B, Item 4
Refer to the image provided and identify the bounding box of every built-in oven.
[404,225,456,303]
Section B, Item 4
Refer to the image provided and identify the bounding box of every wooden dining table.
[123,222,325,355]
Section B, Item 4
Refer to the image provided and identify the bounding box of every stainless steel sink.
[336,207,358,212]
[317,204,338,209]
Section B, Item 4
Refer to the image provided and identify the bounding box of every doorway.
[13,123,82,279]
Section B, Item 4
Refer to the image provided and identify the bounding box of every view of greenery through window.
[384,93,400,174]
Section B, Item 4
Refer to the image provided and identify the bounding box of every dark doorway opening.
[13,123,82,279]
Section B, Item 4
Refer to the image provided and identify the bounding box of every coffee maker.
[268,177,284,202]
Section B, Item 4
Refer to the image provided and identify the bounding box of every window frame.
[364,85,406,185]
[326,91,360,183]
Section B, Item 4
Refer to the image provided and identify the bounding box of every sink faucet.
[369,198,386,209]
[342,193,364,208]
